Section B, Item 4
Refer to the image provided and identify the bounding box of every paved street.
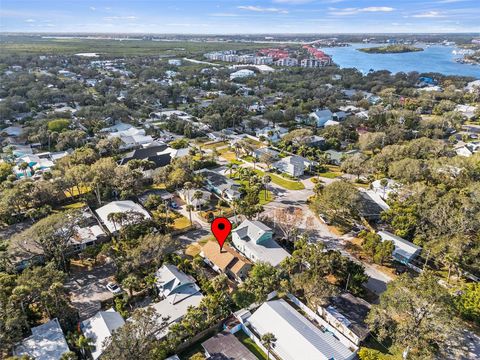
[262,179,393,297]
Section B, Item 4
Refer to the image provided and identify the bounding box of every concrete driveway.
[66,261,116,320]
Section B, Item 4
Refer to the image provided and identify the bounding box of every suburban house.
[253,147,280,160]
[1,125,24,137]
[200,241,252,282]
[318,293,371,347]
[152,264,204,337]
[197,168,241,201]
[334,111,348,121]
[325,149,359,165]
[378,231,422,265]
[14,318,70,360]
[95,200,152,234]
[107,125,154,150]
[202,332,257,360]
[255,125,288,142]
[324,119,340,127]
[308,109,334,127]
[455,104,477,120]
[240,299,356,360]
[272,155,315,177]
[455,141,480,157]
[119,143,172,169]
[305,135,326,148]
[231,220,290,267]
[14,154,54,178]
[138,189,174,207]
[358,189,390,221]
[272,155,305,177]
[9,208,107,269]
[69,208,108,253]
[178,188,211,210]
[81,309,125,360]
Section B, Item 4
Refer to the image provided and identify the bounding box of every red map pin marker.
[211,217,232,251]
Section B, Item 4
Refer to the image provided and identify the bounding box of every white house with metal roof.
[151,264,204,338]
[245,299,356,360]
[378,230,422,264]
[231,220,290,267]
[14,318,70,360]
[308,109,334,127]
[95,200,151,234]
[81,309,125,360]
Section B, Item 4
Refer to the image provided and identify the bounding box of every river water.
[320,43,480,79]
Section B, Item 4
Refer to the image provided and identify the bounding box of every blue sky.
[1,0,479,33]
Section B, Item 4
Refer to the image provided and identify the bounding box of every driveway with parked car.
[66,261,117,320]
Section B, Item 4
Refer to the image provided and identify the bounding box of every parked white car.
[106,282,123,294]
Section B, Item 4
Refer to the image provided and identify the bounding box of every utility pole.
[345,272,351,291]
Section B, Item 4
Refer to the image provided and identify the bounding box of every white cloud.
[412,11,445,18]
[329,6,395,16]
[103,16,138,21]
[89,6,96,11]
[238,6,289,14]
[25,19,35,23]
[210,13,239,17]
[362,7,395,12]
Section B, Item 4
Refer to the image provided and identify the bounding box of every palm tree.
[252,155,257,170]
[226,163,236,178]
[67,333,95,360]
[262,175,271,200]
[261,332,277,360]
[231,198,240,224]
[380,178,389,198]
[243,168,256,186]
[122,275,140,297]
[233,142,242,159]
[186,204,195,226]
[192,190,204,211]
[183,181,193,204]
[18,161,29,178]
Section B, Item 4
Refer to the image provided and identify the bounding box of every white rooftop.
[82,309,125,360]
[95,200,151,233]
[151,291,204,338]
[234,219,272,243]
[378,230,422,262]
[155,264,198,302]
[14,318,69,360]
[233,220,290,267]
[247,300,354,360]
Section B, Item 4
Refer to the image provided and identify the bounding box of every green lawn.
[173,216,192,230]
[254,169,305,190]
[61,202,87,210]
[235,331,268,360]
[0,36,278,56]
[317,171,342,179]
[241,155,257,163]
[202,141,228,150]
[317,165,343,179]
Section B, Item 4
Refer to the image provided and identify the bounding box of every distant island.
[358,45,424,54]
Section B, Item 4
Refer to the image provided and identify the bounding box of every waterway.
[320,43,480,78]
